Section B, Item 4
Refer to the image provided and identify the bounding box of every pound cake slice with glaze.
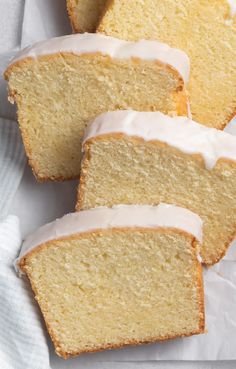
[98,0,236,129]
[77,110,236,265]
[17,204,204,358]
[67,0,107,32]
[4,33,189,181]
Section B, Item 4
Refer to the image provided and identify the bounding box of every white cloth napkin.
[0,118,26,218]
[0,215,51,369]
[0,2,68,367]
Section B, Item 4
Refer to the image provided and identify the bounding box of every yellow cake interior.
[78,136,236,264]
[98,0,236,129]
[5,54,187,181]
[21,228,203,358]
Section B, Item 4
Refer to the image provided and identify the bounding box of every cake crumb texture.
[78,136,236,265]
[5,52,187,181]
[21,228,204,358]
[98,0,236,129]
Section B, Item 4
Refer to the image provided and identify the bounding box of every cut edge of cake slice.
[4,33,190,182]
[17,204,204,358]
[97,0,236,130]
[77,110,236,265]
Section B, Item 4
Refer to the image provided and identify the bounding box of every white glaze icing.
[9,33,189,84]
[227,0,236,17]
[83,110,236,170]
[16,204,202,270]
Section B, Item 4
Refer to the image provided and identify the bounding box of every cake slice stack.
[9,0,236,360]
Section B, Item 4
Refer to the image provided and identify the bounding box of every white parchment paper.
[3,0,236,364]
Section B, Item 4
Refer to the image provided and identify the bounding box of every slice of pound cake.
[17,204,204,358]
[4,33,189,181]
[77,110,236,265]
[98,0,236,129]
[67,0,107,32]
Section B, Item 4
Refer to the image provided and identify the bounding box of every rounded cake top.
[16,203,202,268]
[7,33,190,84]
[83,110,236,170]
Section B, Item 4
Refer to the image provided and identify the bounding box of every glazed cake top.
[83,110,236,170]
[16,204,202,268]
[8,32,190,84]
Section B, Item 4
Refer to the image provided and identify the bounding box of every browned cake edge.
[19,227,205,359]
[66,0,82,33]
[76,134,236,265]
[66,0,109,33]
[4,54,187,182]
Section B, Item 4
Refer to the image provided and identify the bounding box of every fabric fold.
[0,118,26,218]
[0,216,51,369]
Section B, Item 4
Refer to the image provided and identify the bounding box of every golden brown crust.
[66,0,108,34]
[66,0,81,33]
[192,239,205,332]
[20,227,204,359]
[174,87,189,116]
[76,142,91,210]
